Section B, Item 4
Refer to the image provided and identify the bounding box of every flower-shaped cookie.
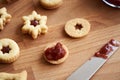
[0,7,12,30]
[22,11,48,39]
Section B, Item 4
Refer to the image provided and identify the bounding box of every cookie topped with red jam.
[44,42,69,64]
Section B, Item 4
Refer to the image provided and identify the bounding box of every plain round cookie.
[65,18,91,38]
[0,38,20,63]
[43,42,69,64]
[39,0,63,9]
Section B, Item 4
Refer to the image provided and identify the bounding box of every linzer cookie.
[0,7,11,30]
[0,38,20,63]
[43,42,69,64]
[65,18,91,38]
[0,70,27,80]
[22,11,48,39]
[39,0,63,9]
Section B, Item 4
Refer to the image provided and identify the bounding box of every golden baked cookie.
[65,18,91,38]
[22,11,48,39]
[43,42,69,64]
[0,7,12,30]
[0,70,27,80]
[0,38,20,63]
[39,0,63,9]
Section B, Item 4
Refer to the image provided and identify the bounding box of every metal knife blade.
[67,41,120,80]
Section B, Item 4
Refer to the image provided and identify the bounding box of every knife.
[67,39,120,80]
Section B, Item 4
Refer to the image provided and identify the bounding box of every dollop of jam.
[99,43,113,55]
[30,19,39,27]
[106,0,120,6]
[1,46,11,54]
[75,24,83,30]
[94,39,120,59]
[45,42,66,60]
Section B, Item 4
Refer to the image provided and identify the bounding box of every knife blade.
[67,40,120,80]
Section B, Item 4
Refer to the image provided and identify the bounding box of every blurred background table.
[0,0,120,80]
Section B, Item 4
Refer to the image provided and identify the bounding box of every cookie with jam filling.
[39,0,63,9]
[22,11,48,39]
[0,38,20,63]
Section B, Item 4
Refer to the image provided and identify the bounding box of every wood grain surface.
[0,0,120,80]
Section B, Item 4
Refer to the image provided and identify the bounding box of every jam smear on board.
[45,42,66,60]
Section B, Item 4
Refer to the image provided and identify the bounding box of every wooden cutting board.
[0,0,120,80]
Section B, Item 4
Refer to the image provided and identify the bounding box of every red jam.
[94,52,108,59]
[75,24,83,30]
[1,46,11,54]
[99,43,113,55]
[45,42,66,60]
[30,19,39,26]
[106,0,120,6]
[109,39,120,47]
[94,39,120,59]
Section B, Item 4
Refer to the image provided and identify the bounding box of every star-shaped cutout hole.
[0,7,11,30]
[22,11,48,39]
